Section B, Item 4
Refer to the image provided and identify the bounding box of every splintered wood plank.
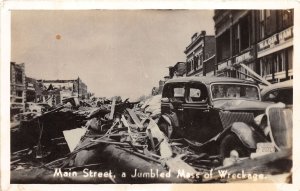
[202,148,292,182]
[109,98,116,120]
[126,108,143,129]
[165,155,197,182]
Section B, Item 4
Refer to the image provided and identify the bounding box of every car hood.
[212,99,273,111]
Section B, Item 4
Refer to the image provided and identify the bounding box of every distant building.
[168,62,187,79]
[203,55,216,76]
[38,77,88,105]
[184,31,216,77]
[11,62,26,115]
[25,77,38,102]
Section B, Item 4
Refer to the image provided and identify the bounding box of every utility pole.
[77,76,80,99]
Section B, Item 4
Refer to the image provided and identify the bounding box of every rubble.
[10,96,292,184]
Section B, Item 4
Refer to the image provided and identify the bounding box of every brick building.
[10,62,26,114]
[214,10,257,78]
[256,9,293,82]
[184,31,216,76]
[214,9,293,83]
[203,55,216,76]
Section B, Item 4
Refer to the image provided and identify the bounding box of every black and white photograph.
[1,1,299,190]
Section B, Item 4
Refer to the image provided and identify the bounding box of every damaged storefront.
[214,10,294,84]
[256,10,293,83]
[257,27,293,83]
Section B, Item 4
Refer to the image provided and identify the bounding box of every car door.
[183,82,221,143]
[161,82,185,131]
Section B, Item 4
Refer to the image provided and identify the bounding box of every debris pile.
[10,96,292,184]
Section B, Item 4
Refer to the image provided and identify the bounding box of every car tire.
[220,133,250,158]
[158,122,173,139]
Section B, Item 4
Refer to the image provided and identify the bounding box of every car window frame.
[210,82,261,101]
[262,87,293,104]
[162,82,186,103]
[185,82,208,103]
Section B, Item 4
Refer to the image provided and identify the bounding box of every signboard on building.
[278,27,293,43]
[233,49,254,65]
[257,26,293,53]
[258,35,278,52]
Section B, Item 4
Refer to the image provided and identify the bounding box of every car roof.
[165,76,257,85]
[261,80,293,96]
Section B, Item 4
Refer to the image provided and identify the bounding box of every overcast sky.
[11,10,214,100]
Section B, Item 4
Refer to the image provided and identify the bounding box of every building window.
[232,24,240,55]
[260,56,272,77]
[194,56,199,69]
[258,9,293,41]
[15,98,23,103]
[259,10,265,40]
[216,30,230,62]
[15,68,23,84]
[259,49,291,80]
[278,9,293,30]
[240,15,250,51]
[282,9,293,28]
[265,10,277,36]
[287,47,293,70]
[16,90,23,97]
[191,61,194,72]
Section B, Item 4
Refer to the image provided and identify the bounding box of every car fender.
[160,112,179,128]
[161,115,172,126]
[230,122,266,149]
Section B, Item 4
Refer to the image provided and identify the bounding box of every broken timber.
[202,148,292,182]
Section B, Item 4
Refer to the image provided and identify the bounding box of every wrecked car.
[158,76,287,159]
[261,80,293,106]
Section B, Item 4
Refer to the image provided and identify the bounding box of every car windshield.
[211,83,260,100]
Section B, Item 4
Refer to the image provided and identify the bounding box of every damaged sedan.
[158,76,292,162]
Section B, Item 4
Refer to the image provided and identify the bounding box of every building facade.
[203,55,216,76]
[184,31,216,77]
[25,77,38,102]
[214,10,257,79]
[39,77,88,101]
[214,9,293,83]
[256,9,293,82]
[11,62,26,114]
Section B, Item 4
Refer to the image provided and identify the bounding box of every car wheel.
[220,133,250,159]
[158,122,173,139]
